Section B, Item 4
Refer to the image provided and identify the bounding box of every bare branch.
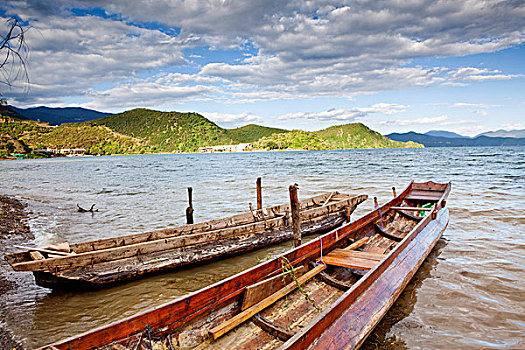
[0,18,30,95]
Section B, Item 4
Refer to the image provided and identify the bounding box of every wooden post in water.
[186,187,194,224]
[374,197,379,208]
[289,184,301,247]
[256,177,263,211]
[392,187,397,197]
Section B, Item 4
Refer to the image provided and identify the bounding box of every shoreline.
[0,195,33,350]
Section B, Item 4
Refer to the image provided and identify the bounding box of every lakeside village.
[40,143,254,156]
[5,143,255,159]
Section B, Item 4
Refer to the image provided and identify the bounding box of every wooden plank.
[14,246,72,257]
[343,237,369,251]
[390,206,432,211]
[209,264,325,340]
[241,266,305,310]
[320,255,377,270]
[29,251,45,260]
[329,249,385,261]
[48,242,70,253]
[321,192,335,207]
[405,193,442,201]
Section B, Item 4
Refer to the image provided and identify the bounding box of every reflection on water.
[1,147,524,349]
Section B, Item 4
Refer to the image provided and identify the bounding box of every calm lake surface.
[1,147,524,349]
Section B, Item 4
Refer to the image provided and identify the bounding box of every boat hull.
[32,212,348,289]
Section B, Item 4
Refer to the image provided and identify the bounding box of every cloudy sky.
[1,0,524,135]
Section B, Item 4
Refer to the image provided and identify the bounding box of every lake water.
[1,147,524,349]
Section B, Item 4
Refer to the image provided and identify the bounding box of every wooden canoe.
[40,181,450,349]
[5,191,367,289]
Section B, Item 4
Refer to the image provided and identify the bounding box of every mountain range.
[3,105,523,156]
[9,106,111,125]
[387,131,525,147]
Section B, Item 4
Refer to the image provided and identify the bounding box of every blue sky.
[1,1,524,136]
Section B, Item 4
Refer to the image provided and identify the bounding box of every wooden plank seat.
[319,249,386,271]
[405,190,442,202]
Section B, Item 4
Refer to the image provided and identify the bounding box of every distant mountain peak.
[477,129,525,138]
[424,130,468,138]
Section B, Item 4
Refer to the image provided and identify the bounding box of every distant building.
[199,143,253,153]
[34,148,86,156]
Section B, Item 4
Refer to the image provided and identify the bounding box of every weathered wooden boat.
[5,191,367,289]
[41,181,450,350]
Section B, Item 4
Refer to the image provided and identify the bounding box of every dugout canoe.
[5,191,367,289]
[41,181,450,349]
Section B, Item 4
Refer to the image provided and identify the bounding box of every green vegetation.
[0,118,51,158]
[255,130,330,150]
[226,124,287,143]
[34,124,151,155]
[254,123,423,150]
[1,108,422,158]
[315,123,423,149]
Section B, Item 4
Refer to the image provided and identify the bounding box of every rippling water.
[1,147,524,349]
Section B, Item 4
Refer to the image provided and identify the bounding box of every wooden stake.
[374,197,379,208]
[256,177,263,211]
[186,187,194,225]
[392,187,397,197]
[289,184,301,247]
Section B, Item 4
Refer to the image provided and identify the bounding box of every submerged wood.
[6,191,367,289]
[41,181,450,350]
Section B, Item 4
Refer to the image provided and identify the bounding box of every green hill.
[226,124,287,143]
[316,123,423,149]
[91,109,235,152]
[254,123,422,150]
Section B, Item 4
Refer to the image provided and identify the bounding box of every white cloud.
[450,67,520,82]
[452,103,503,108]
[501,122,524,130]
[203,112,262,124]
[1,1,525,107]
[277,103,408,121]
